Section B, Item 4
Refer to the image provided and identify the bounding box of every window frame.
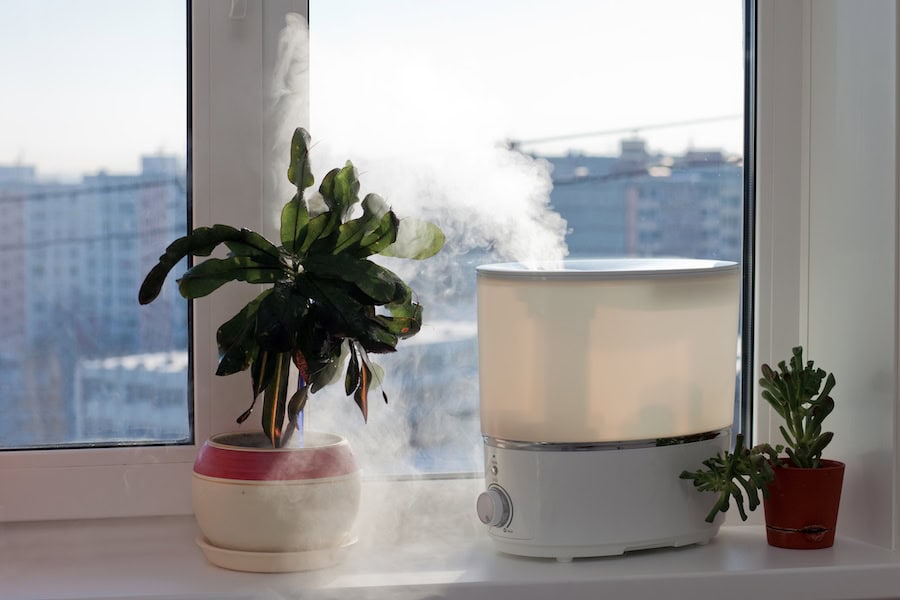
[754,0,900,549]
[0,0,760,524]
[0,0,308,522]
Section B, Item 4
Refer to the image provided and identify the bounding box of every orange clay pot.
[762,458,845,549]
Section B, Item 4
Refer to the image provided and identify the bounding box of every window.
[0,0,190,449]
[0,0,312,523]
[307,0,748,475]
[2,0,756,521]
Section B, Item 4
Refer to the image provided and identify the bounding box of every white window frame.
[755,0,900,550]
[0,0,307,522]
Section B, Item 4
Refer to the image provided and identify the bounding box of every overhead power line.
[0,177,185,205]
[0,227,179,253]
[507,114,742,149]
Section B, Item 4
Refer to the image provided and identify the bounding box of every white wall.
[807,0,899,550]
[757,0,900,549]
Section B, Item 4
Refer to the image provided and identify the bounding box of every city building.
[1,139,741,450]
[0,166,30,352]
[544,138,743,261]
[73,351,190,442]
[0,157,187,446]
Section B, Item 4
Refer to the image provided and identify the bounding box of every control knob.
[476,485,512,527]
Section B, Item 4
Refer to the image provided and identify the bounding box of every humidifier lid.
[476,258,737,281]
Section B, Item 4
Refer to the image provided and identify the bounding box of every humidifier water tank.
[475,258,739,560]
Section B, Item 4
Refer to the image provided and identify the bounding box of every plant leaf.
[379,218,445,260]
[292,276,399,353]
[381,288,424,339]
[678,434,776,523]
[287,128,314,190]
[303,253,407,305]
[349,344,387,421]
[280,382,309,447]
[354,209,400,257]
[354,342,386,391]
[251,348,277,399]
[312,162,361,244]
[333,194,390,255]
[261,352,291,447]
[281,192,310,254]
[287,383,309,419]
[374,314,421,339]
[255,286,308,353]
[353,359,371,423]
[216,289,273,376]
[293,351,311,381]
[345,343,360,396]
[223,228,283,265]
[299,213,331,254]
[139,225,278,304]
[307,338,350,393]
[236,403,256,425]
[319,161,360,218]
[177,256,284,299]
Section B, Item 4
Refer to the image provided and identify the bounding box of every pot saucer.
[195,536,357,572]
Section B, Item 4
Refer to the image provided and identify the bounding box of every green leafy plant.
[139,128,445,448]
[759,346,836,468]
[680,346,836,522]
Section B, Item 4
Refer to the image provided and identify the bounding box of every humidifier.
[475,258,739,561]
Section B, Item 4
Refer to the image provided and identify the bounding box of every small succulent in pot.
[758,346,835,469]
[680,346,837,522]
[139,128,445,448]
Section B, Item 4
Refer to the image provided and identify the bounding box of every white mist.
[260,10,572,481]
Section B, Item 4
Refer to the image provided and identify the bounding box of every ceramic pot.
[192,431,360,567]
[762,458,845,549]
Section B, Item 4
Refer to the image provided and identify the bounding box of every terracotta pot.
[192,431,360,570]
[762,458,845,549]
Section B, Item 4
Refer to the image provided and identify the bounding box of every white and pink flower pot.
[192,431,360,572]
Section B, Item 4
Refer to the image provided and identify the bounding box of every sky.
[0,0,743,179]
[310,0,744,158]
[0,0,186,179]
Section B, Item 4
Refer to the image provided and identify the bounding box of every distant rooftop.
[80,351,188,374]
[0,165,36,185]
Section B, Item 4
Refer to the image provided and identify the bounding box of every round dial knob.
[476,486,512,527]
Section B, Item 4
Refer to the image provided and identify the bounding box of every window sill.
[4,513,900,600]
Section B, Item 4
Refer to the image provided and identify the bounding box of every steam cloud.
[305,40,568,267]
[265,10,567,487]
[233,11,575,586]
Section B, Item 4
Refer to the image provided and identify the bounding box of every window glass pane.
[0,0,189,448]
[307,0,744,474]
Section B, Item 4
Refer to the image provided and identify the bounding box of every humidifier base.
[489,530,716,562]
[477,429,730,560]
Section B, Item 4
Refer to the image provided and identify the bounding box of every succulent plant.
[759,345,836,469]
[680,434,781,523]
[139,128,445,447]
[680,346,836,522]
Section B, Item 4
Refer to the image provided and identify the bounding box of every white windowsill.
[5,513,900,600]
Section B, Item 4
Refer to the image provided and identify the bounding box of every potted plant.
[680,346,845,549]
[139,127,445,571]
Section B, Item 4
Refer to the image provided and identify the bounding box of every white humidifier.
[475,258,739,561]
